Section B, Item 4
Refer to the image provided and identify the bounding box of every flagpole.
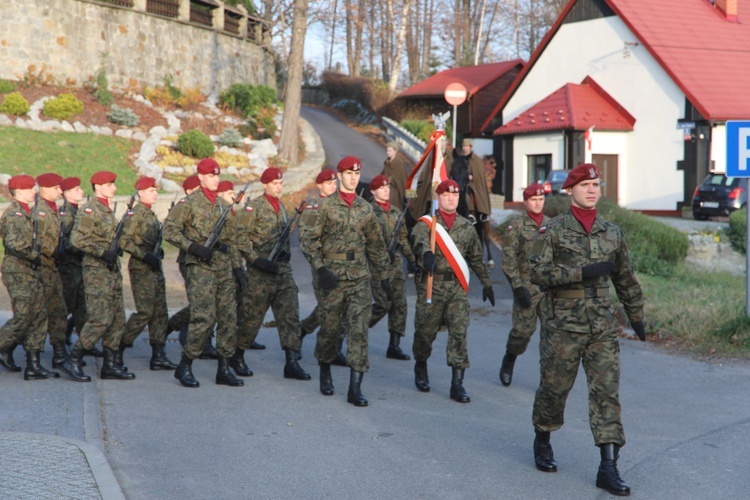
[426,112,449,304]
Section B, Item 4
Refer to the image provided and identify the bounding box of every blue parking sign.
[727,121,750,178]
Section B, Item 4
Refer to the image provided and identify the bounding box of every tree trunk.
[278,0,309,166]
[387,0,414,92]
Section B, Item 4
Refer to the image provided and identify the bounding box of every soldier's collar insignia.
[245,206,253,212]
[39,211,46,216]
[84,208,93,214]
[539,226,547,233]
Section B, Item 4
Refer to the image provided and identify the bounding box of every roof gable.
[397,60,524,99]
[481,0,750,131]
[494,76,635,135]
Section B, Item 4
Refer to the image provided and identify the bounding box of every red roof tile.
[483,0,750,132]
[494,77,635,135]
[397,60,524,99]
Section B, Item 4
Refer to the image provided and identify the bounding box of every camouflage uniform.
[298,196,323,334]
[300,193,389,372]
[412,213,492,368]
[501,212,550,355]
[69,198,126,351]
[120,203,169,347]
[32,199,68,348]
[528,209,644,446]
[165,198,191,333]
[368,200,415,338]
[235,196,301,350]
[59,201,87,333]
[0,201,47,353]
[163,190,241,360]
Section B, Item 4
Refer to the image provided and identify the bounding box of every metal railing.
[146,0,179,17]
[100,0,134,6]
[224,13,240,34]
[381,116,426,164]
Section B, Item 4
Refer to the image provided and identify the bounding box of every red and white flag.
[406,130,449,193]
[418,215,470,292]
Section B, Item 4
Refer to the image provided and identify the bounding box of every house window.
[528,154,552,184]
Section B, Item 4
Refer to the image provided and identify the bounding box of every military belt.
[324,251,364,261]
[554,287,609,299]
[432,272,455,281]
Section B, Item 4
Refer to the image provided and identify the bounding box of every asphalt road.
[2,108,749,499]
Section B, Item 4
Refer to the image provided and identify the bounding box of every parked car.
[691,173,747,220]
[543,170,569,196]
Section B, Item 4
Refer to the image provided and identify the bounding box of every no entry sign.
[444,83,467,106]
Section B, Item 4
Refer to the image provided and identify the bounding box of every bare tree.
[278,0,309,165]
[387,0,414,91]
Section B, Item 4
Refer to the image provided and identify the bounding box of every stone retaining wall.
[0,0,275,97]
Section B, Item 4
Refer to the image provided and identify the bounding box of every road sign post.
[444,83,467,148]
[726,120,750,315]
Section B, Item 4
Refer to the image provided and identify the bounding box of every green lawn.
[0,126,138,193]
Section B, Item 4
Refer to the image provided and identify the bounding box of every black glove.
[631,320,646,341]
[102,249,119,265]
[155,247,165,259]
[142,252,161,272]
[513,287,532,309]
[188,242,214,263]
[52,248,64,265]
[233,268,247,291]
[276,250,291,263]
[581,261,617,280]
[483,286,495,307]
[317,267,338,291]
[407,260,417,275]
[422,251,436,274]
[381,279,393,301]
[253,257,279,275]
[215,241,229,254]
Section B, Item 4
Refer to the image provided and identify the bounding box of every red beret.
[8,175,36,190]
[182,175,200,191]
[135,177,157,191]
[337,156,362,172]
[316,169,337,184]
[260,167,283,184]
[217,180,234,193]
[523,182,545,200]
[60,177,81,191]
[369,175,389,191]
[36,173,63,188]
[436,179,460,194]
[196,158,220,175]
[90,171,117,185]
[561,163,599,189]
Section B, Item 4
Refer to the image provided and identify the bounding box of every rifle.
[386,202,411,262]
[203,178,252,251]
[268,199,307,263]
[31,193,41,269]
[57,218,66,263]
[152,192,178,256]
[107,192,136,268]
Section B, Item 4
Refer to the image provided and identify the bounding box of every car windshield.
[703,174,738,187]
[549,171,568,181]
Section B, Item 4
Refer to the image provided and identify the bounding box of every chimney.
[715,0,738,21]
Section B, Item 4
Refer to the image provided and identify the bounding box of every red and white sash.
[418,215,470,292]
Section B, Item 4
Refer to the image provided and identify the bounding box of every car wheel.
[693,212,709,221]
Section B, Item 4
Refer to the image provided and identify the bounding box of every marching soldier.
[381,141,408,211]
[234,167,310,380]
[163,158,244,388]
[300,156,390,407]
[367,174,415,360]
[411,179,494,403]
[0,175,59,380]
[120,177,177,371]
[499,182,549,386]
[528,163,645,496]
[63,171,135,382]
[59,177,88,345]
[298,168,346,365]
[33,173,70,369]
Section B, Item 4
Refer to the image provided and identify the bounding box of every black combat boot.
[449,367,471,403]
[284,348,311,380]
[297,327,309,360]
[150,344,177,370]
[174,354,199,388]
[499,352,517,387]
[216,356,244,386]
[533,429,557,472]
[101,348,135,380]
[199,339,219,359]
[0,343,22,372]
[65,315,75,344]
[332,338,348,366]
[347,369,368,407]
[178,325,188,346]
[52,342,69,369]
[61,345,92,382]
[228,348,253,377]
[386,331,411,360]
[84,344,104,358]
[319,362,334,396]
[114,345,129,372]
[414,360,430,392]
[249,340,266,350]
[596,444,630,496]
[24,351,60,380]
